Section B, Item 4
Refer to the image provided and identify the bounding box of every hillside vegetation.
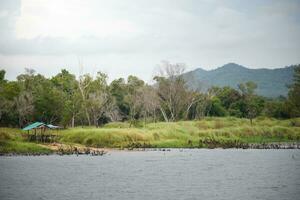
[0,63,299,128]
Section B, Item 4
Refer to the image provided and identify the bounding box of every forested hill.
[183,63,295,98]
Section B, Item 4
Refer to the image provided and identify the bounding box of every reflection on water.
[0,149,299,200]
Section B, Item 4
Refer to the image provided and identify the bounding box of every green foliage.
[287,65,300,117]
[0,70,6,83]
[206,97,227,116]
[262,100,289,119]
[109,78,130,117]
[0,65,299,127]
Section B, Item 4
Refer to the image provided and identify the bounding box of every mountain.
[183,63,296,98]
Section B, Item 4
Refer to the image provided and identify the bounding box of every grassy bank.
[0,128,52,154]
[1,117,300,153]
[60,117,300,148]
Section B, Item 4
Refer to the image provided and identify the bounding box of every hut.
[22,122,59,142]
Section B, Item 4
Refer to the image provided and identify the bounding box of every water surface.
[1,149,299,200]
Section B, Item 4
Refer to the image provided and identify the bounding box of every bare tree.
[154,61,189,122]
[127,85,160,126]
[78,74,92,125]
[86,72,121,127]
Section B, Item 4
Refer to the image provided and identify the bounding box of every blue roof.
[22,122,46,131]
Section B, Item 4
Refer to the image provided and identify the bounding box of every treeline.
[0,62,299,128]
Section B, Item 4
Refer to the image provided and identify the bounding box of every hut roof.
[22,122,46,131]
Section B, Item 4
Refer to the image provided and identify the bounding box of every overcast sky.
[0,0,300,81]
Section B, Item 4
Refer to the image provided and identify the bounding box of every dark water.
[0,149,300,200]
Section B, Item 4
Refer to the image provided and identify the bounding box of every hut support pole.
[34,129,37,142]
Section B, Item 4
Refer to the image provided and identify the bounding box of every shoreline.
[1,142,299,156]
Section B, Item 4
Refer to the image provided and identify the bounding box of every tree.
[0,70,6,84]
[287,65,300,117]
[154,61,189,121]
[0,70,6,122]
[86,72,120,127]
[238,81,264,124]
[0,70,18,126]
[34,83,65,124]
[214,86,241,109]
[0,64,297,127]
[52,69,81,127]
[78,73,93,125]
[126,75,144,125]
[110,78,129,120]
[127,84,160,126]
[262,100,289,119]
[188,93,211,119]
[15,91,34,127]
[206,97,227,116]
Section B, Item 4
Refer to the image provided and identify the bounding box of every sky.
[0,0,300,82]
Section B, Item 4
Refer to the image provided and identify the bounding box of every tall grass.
[59,117,300,148]
[0,128,52,154]
[1,117,299,152]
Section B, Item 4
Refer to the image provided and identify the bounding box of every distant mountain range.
[182,63,296,98]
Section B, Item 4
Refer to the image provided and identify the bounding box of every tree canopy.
[0,64,299,128]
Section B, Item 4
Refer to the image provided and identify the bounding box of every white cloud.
[16,0,139,39]
[0,0,300,81]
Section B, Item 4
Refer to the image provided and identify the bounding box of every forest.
[0,62,300,128]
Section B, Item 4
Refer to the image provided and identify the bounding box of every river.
[0,149,299,200]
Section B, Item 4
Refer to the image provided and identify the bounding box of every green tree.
[263,100,289,119]
[109,78,129,119]
[0,71,20,126]
[287,65,300,117]
[52,69,81,127]
[215,86,241,109]
[206,97,227,116]
[238,81,264,124]
[126,75,144,125]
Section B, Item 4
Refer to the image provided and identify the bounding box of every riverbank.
[1,142,300,156]
[1,117,300,154]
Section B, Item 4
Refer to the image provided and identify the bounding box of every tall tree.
[238,81,264,124]
[52,69,81,127]
[78,74,93,125]
[126,75,144,125]
[154,61,189,121]
[15,91,34,127]
[109,78,129,119]
[87,72,120,127]
[287,65,300,117]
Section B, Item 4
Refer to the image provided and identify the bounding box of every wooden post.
[34,129,37,142]
[41,128,43,143]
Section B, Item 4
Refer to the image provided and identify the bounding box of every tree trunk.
[85,110,91,126]
[71,115,75,128]
[160,107,168,122]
